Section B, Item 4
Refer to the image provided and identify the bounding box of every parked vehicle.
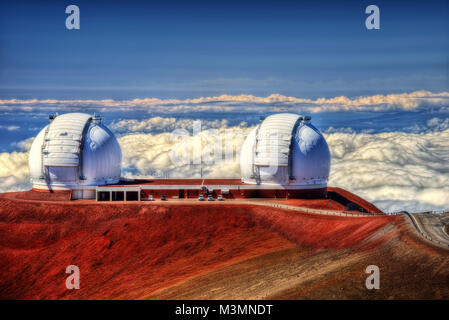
[217,195,223,201]
[198,194,205,201]
[160,195,166,201]
[147,195,154,201]
[207,195,214,201]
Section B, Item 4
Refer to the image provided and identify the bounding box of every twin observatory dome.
[29,113,122,199]
[29,112,330,199]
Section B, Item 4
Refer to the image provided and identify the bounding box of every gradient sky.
[0,0,448,99]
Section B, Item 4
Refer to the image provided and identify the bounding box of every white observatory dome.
[29,113,122,198]
[240,113,330,189]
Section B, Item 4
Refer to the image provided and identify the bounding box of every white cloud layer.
[2,116,449,213]
[118,125,252,180]
[1,90,448,113]
[0,151,31,193]
[325,129,449,213]
[118,118,449,212]
[0,125,20,131]
[110,117,247,134]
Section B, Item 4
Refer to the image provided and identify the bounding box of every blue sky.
[0,0,448,99]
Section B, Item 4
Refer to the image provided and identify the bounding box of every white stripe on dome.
[254,113,300,167]
[42,113,92,167]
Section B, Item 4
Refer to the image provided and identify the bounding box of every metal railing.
[253,201,383,217]
[386,209,449,215]
[404,212,449,248]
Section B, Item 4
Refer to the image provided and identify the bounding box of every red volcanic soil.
[16,189,71,201]
[0,192,448,299]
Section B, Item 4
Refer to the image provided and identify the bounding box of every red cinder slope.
[0,200,292,299]
[248,205,393,249]
[0,192,400,300]
[18,189,71,201]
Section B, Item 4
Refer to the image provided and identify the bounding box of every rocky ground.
[0,192,448,299]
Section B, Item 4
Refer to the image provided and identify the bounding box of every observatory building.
[239,113,330,197]
[28,112,330,201]
[29,113,122,199]
[24,112,379,212]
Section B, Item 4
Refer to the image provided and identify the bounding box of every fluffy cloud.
[0,151,31,193]
[1,90,448,113]
[119,125,449,213]
[0,125,20,131]
[325,129,449,212]
[110,117,247,134]
[404,117,449,133]
[119,125,252,179]
[116,119,449,212]
[11,137,35,151]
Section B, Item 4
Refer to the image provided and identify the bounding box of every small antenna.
[92,113,102,123]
